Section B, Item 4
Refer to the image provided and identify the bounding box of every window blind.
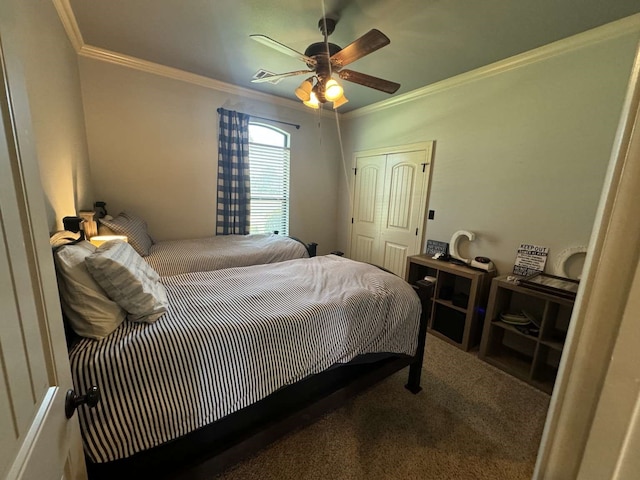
[249,142,290,235]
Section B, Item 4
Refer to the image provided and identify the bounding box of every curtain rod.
[216,108,300,130]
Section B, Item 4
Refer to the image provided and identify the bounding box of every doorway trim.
[534,42,640,479]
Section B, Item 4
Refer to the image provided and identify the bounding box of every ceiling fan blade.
[338,69,400,94]
[250,34,317,66]
[251,70,313,83]
[330,29,390,68]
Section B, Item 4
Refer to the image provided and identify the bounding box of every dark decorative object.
[62,216,83,234]
[94,201,108,218]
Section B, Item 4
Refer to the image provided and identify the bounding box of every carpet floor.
[215,335,551,480]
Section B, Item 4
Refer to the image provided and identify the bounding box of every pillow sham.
[99,211,153,256]
[85,240,168,323]
[54,241,126,340]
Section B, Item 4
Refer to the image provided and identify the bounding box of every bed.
[142,233,313,276]
[53,239,430,479]
[86,210,316,276]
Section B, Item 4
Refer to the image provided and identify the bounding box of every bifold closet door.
[350,143,433,278]
[379,150,431,277]
[350,154,387,267]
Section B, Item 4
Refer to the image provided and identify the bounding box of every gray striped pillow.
[100,211,153,256]
[85,240,168,323]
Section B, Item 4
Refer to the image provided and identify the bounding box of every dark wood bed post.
[281,233,317,257]
[306,242,318,257]
[405,281,433,394]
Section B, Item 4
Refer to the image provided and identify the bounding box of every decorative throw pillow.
[99,211,153,256]
[54,241,126,340]
[85,240,168,323]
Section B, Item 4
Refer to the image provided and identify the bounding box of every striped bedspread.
[143,233,309,276]
[69,255,421,463]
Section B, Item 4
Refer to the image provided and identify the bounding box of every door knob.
[65,386,100,419]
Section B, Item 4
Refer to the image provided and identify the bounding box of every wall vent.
[253,69,283,85]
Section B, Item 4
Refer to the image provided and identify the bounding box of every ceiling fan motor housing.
[304,42,342,63]
[304,42,341,103]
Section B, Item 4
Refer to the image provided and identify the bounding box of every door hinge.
[351,218,354,224]
[353,167,357,175]
[415,228,419,235]
[421,162,428,173]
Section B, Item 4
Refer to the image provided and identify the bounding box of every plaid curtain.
[216,108,251,235]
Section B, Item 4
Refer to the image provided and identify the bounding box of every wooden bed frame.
[286,235,317,257]
[85,281,433,480]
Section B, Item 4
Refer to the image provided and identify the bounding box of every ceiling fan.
[250,16,400,109]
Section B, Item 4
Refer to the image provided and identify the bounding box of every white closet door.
[350,154,386,266]
[349,142,433,277]
[379,148,432,277]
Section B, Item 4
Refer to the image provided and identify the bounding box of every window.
[248,123,290,235]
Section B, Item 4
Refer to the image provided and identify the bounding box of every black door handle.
[65,386,100,419]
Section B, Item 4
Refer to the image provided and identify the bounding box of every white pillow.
[85,240,168,323]
[54,241,126,340]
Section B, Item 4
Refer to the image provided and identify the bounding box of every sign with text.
[425,239,449,257]
[513,243,549,276]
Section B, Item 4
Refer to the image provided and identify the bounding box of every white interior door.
[379,149,432,277]
[350,143,433,277]
[0,24,86,480]
[350,154,386,266]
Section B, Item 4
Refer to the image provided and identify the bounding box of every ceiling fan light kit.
[303,91,320,109]
[332,93,348,109]
[324,78,343,101]
[250,15,400,110]
[294,78,313,101]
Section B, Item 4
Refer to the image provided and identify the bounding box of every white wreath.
[554,246,587,279]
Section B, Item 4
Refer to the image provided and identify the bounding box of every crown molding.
[52,0,333,117]
[343,13,640,120]
[54,1,640,121]
[52,0,84,52]
[78,45,336,117]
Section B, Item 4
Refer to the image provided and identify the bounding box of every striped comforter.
[69,255,421,463]
[143,233,309,276]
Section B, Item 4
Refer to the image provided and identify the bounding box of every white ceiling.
[67,0,640,112]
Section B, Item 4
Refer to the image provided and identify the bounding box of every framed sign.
[513,243,549,277]
[425,240,449,257]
